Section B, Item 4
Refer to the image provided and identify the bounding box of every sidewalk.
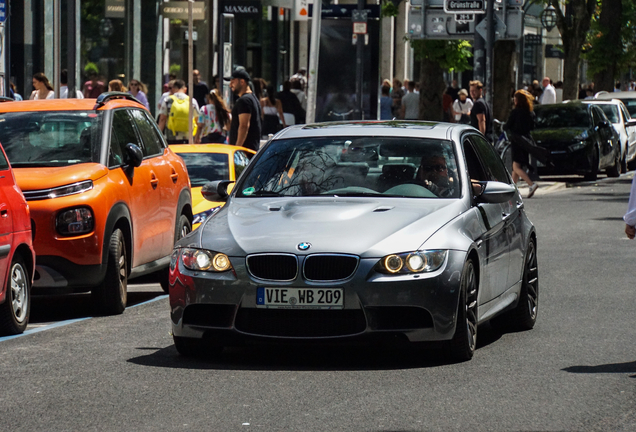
[515,171,635,198]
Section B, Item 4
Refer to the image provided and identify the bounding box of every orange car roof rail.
[93,92,142,110]
[0,96,14,103]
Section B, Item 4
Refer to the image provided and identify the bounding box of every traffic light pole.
[355,0,364,120]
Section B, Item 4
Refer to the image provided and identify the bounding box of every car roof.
[596,91,636,100]
[169,144,256,154]
[272,121,476,141]
[0,98,147,113]
[580,99,621,105]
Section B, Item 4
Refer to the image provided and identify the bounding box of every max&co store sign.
[221,0,262,17]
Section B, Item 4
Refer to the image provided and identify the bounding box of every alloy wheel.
[525,241,539,320]
[11,263,28,324]
[465,262,478,353]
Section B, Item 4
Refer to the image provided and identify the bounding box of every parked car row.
[0,93,256,336]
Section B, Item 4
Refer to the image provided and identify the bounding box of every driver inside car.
[416,153,455,197]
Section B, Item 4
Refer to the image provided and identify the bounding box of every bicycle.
[493,119,513,174]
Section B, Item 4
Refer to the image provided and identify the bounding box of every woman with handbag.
[452,89,473,124]
[505,89,539,198]
[195,89,231,143]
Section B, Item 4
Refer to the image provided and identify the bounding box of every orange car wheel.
[92,229,127,315]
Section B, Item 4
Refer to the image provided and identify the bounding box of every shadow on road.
[562,361,636,379]
[127,324,507,371]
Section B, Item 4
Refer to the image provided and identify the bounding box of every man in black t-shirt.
[469,80,492,138]
[228,69,262,151]
[192,69,209,108]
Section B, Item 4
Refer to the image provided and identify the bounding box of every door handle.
[170,166,179,183]
[0,209,7,218]
[150,171,159,189]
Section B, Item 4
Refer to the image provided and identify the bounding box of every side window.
[131,109,164,157]
[109,109,140,167]
[470,135,511,183]
[234,151,249,179]
[591,107,603,125]
[462,139,488,182]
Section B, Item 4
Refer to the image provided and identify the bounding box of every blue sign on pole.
[0,0,6,23]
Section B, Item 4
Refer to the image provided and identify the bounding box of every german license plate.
[256,287,344,309]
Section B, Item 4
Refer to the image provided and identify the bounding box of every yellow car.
[169,144,256,228]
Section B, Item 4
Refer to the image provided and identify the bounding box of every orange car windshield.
[0,111,104,167]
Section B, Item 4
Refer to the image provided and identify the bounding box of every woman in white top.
[30,73,55,100]
[195,89,231,143]
[452,89,473,124]
[260,84,287,136]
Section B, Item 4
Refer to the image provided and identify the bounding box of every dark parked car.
[532,102,621,180]
[168,121,539,362]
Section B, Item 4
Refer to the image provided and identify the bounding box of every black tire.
[606,149,621,178]
[491,239,539,331]
[445,259,478,362]
[583,149,599,181]
[620,147,627,173]
[628,157,636,171]
[0,256,30,335]
[92,229,127,315]
[174,336,223,358]
[159,215,192,293]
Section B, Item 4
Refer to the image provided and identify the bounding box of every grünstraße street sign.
[444,0,485,14]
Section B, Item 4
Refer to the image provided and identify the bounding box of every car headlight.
[181,248,233,272]
[192,206,221,225]
[376,250,447,274]
[569,141,588,152]
[56,207,94,236]
[573,130,589,140]
[48,180,93,199]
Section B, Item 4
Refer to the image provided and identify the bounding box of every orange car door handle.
[170,166,179,183]
[150,171,159,189]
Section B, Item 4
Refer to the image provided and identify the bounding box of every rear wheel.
[620,146,627,173]
[445,258,478,362]
[0,257,30,335]
[606,148,621,178]
[92,229,127,315]
[160,215,192,293]
[173,336,223,358]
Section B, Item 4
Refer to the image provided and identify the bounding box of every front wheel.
[92,229,127,315]
[606,149,621,178]
[160,215,192,293]
[0,257,30,335]
[583,148,599,181]
[445,258,478,362]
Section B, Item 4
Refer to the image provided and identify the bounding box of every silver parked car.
[168,122,539,362]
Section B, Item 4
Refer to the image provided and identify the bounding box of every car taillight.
[56,207,94,236]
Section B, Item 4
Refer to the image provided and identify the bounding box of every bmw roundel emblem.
[297,242,311,251]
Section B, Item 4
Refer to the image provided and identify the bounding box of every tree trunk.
[593,0,623,92]
[418,58,445,121]
[493,40,516,122]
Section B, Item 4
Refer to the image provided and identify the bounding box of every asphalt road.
[1,174,636,431]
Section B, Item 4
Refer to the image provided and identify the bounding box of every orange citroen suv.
[0,93,192,314]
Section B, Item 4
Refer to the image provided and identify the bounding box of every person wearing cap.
[228,69,262,151]
[452,89,472,124]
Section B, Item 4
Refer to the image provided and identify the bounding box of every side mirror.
[201,180,234,202]
[626,119,636,128]
[475,181,516,204]
[125,143,143,168]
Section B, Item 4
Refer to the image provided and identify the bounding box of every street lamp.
[540,4,558,32]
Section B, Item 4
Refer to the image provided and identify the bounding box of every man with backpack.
[158,80,199,144]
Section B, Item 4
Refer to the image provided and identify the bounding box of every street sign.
[455,13,474,22]
[353,22,367,34]
[444,0,485,14]
[475,13,506,40]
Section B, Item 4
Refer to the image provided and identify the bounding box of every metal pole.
[485,0,494,108]
[53,0,61,98]
[67,0,76,98]
[473,15,485,84]
[3,1,9,97]
[306,0,322,123]
[188,0,194,144]
[355,0,364,120]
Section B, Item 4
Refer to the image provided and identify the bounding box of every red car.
[0,143,35,335]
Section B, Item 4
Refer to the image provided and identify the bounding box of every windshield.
[177,152,230,187]
[534,106,590,129]
[236,137,460,199]
[619,99,636,117]
[0,111,103,167]
[598,105,619,123]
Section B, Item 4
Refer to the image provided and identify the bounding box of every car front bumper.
[169,250,467,345]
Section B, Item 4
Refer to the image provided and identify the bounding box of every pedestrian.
[59,70,84,99]
[278,80,306,125]
[127,79,150,109]
[228,69,262,151]
[290,79,307,111]
[401,81,419,120]
[446,79,459,102]
[554,81,564,103]
[469,80,492,138]
[10,82,22,101]
[157,79,200,144]
[505,89,539,198]
[452,89,473,124]
[539,77,556,105]
[195,89,231,144]
[192,69,209,108]
[260,84,287,135]
[29,73,54,100]
[625,176,636,239]
[83,71,105,98]
[252,77,266,100]
[291,67,307,91]
[615,81,621,92]
[391,78,404,119]
[380,84,392,120]
[158,79,176,111]
[108,79,126,92]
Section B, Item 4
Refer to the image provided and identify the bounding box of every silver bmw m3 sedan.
[169,121,539,362]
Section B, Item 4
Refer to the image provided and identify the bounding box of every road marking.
[0,294,168,343]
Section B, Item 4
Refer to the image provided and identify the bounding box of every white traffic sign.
[444,0,485,14]
[455,13,474,22]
